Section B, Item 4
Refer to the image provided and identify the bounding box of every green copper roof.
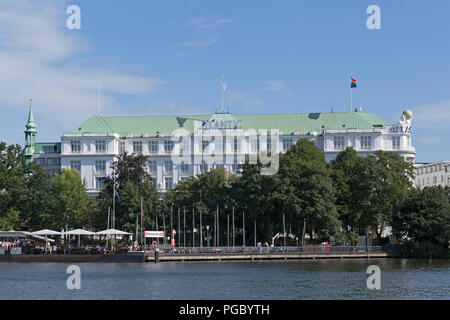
[70,115,114,134]
[68,111,390,137]
[25,103,37,132]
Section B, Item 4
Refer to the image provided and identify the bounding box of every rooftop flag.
[351,76,357,88]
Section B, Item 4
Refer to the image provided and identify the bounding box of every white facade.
[59,111,416,195]
[414,161,450,188]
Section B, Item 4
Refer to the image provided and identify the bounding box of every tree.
[363,151,414,239]
[232,159,277,245]
[98,152,159,234]
[0,142,53,230]
[164,168,236,246]
[393,186,450,248]
[51,169,89,229]
[273,139,339,242]
[330,147,372,243]
[0,208,20,231]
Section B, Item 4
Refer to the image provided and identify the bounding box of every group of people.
[0,240,20,251]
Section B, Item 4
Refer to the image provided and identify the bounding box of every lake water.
[0,259,449,299]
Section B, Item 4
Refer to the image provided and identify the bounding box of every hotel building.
[24,103,416,195]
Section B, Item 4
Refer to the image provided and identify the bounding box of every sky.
[0,0,449,162]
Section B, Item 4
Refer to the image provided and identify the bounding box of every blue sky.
[0,0,449,162]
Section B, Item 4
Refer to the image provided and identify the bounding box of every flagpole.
[112,169,115,230]
[350,86,352,112]
[221,74,224,113]
[350,74,352,112]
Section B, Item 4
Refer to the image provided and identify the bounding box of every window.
[119,141,126,154]
[180,137,189,155]
[151,177,157,187]
[360,136,372,150]
[233,137,238,153]
[47,158,60,166]
[267,137,272,152]
[95,177,106,189]
[70,161,81,172]
[215,139,224,153]
[250,137,259,153]
[180,162,189,174]
[164,140,174,153]
[334,136,345,150]
[164,160,173,174]
[392,136,400,149]
[200,162,208,174]
[202,140,210,153]
[95,160,106,173]
[71,140,81,153]
[148,160,157,173]
[165,177,173,190]
[133,141,142,153]
[282,139,293,151]
[35,158,45,165]
[433,176,437,184]
[95,140,106,153]
[180,177,189,183]
[149,141,158,153]
[231,160,239,173]
[42,146,57,154]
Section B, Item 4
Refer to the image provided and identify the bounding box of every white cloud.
[410,99,450,130]
[179,38,217,48]
[266,80,288,93]
[176,16,231,54]
[188,17,232,32]
[0,0,165,143]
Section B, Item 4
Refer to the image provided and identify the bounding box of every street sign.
[145,231,165,238]
[173,229,176,234]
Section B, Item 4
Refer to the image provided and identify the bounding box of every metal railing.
[146,246,384,255]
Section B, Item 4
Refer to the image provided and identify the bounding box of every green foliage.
[273,139,339,241]
[363,151,415,239]
[0,208,21,231]
[50,169,89,229]
[98,152,159,234]
[0,139,447,252]
[393,186,450,248]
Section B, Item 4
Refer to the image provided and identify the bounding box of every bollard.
[154,250,159,263]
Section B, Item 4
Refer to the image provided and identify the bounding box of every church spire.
[24,98,37,163]
[25,98,36,132]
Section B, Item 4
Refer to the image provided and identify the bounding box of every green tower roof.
[25,102,37,133]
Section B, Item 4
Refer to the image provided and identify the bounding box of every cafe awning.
[31,229,62,236]
[96,229,130,236]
